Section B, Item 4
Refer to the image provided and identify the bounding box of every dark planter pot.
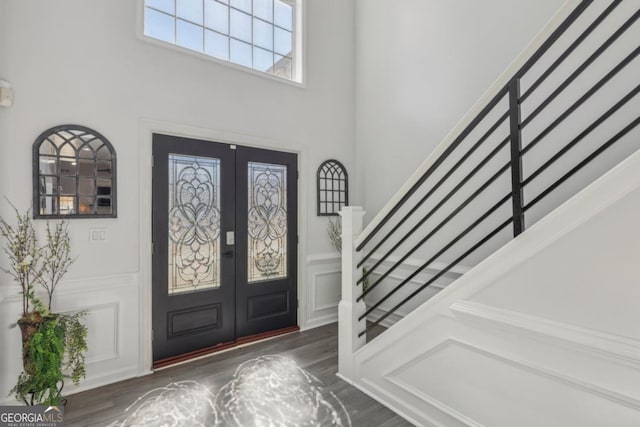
[17,315,45,376]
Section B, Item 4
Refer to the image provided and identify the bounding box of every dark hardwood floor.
[65,323,413,426]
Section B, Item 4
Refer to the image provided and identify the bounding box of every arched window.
[317,159,348,216]
[33,125,117,218]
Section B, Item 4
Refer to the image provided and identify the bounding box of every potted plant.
[0,204,88,405]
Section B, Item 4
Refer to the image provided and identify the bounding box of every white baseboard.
[301,314,338,331]
[349,376,439,427]
[64,366,146,397]
[0,366,148,406]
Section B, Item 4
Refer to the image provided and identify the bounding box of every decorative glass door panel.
[247,162,288,283]
[168,154,221,294]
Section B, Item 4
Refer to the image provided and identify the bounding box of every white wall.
[354,0,564,216]
[0,0,355,400]
[0,0,7,204]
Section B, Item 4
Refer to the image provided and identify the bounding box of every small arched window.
[317,159,348,216]
[33,125,117,218]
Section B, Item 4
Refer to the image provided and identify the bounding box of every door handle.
[222,250,234,258]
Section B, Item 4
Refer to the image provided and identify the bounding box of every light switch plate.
[0,86,13,107]
[89,228,107,244]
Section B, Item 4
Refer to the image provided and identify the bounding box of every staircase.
[338,1,640,425]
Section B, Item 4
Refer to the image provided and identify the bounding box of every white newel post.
[338,206,366,382]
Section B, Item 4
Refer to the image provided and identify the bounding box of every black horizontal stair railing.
[355,0,640,338]
[357,134,510,288]
[357,109,510,271]
[520,8,640,129]
[519,0,622,102]
[358,159,511,301]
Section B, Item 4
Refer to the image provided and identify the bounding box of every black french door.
[152,134,297,363]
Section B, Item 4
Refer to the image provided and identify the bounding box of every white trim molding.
[0,273,138,303]
[381,338,640,427]
[450,301,640,367]
[307,253,341,265]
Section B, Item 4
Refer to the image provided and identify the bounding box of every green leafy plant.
[58,311,88,385]
[12,315,64,405]
[0,203,87,405]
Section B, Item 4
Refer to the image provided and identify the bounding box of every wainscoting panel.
[314,271,342,311]
[84,302,119,364]
[304,254,341,329]
[385,339,640,427]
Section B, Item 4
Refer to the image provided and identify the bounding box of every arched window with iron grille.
[317,159,348,216]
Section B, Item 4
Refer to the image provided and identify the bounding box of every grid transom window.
[144,0,298,81]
